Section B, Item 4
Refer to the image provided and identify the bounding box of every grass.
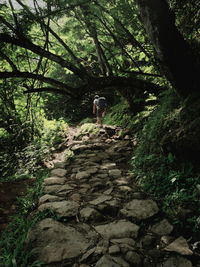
[0,170,51,267]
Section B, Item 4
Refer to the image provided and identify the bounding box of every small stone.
[87,167,99,174]
[50,168,67,177]
[103,187,113,195]
[105,199,120,208]
[95,255,130,267]
[118,185,132,192]
[111,256,130,267]
[150,219,173,236]
[115,178,128,185]
[53,161,66,168]
[79,188,89,194]
[80,207,102,222]
[108,169,122,178]
[125,251,142,265]
[69,193,81,202]
[101,163,117,170]
[89,195,112,205]
[95,255,120,267]
[76,171,91,179]
[44,184,62,194]
[140,234,157,249]
[119,243,135,254]
[109,245,120,254]
[57,184,75,193]
[80,247,95,262]
[162,256,192,267]
[44,177,66,185]
[38,194,63,205]
[164,236,193,255]
[110,238,136,247]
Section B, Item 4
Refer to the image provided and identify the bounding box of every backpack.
[97,97,107,109]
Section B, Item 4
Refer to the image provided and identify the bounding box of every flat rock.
[110,238,136,247]
[44,184,74,194]
[108,169,122,178]
[69,193,81,202]
[57,184,75,193]
[150,219,173,236]
[38,194,63,205]
[115,178,128,185]
[101,163,117,170]
[76,171,91,179]
[44,177,66,185]
[125,251,142,265]
[44,184,63,194]
[164,236,193,255]
[27,218,96,264]
[80,207,102,221]
[95,255,120,267]
[120,199,159,220]
[103,187,113,195]
[53,161,66,168]
[162,256,192,267]
[38,200,79,217]
[50,168,67,177]
[89,195,112,205]
[94,220,139,240]
[95,255,130,267]
[109,245,120,254]
[105,199,120,208]
[86,167,99,174]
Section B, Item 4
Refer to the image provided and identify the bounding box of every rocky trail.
[26,125,199,267]
[2,125,199,266]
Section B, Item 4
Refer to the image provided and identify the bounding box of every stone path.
[27,125,196,267]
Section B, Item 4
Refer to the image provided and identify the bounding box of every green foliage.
[0,118,68,181]
[79,123,99,135]
[0,170,49,267]
[132,90,200,232]
[104,96,155,132]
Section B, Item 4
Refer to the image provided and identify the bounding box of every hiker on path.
[93,95,107,126]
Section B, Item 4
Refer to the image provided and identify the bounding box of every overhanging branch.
[0,32,87,80]
[0,71,75,96]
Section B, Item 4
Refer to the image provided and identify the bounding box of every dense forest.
[0,0,200,266]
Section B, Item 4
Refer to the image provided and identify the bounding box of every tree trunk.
[136,0,200,98]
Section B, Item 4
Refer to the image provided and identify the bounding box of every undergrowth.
[132,90,200,234]
[0,169,50,267]
[0,119,68,182]
[104,98,155,132]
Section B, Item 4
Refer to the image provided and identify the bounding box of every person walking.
[93,95,107,126]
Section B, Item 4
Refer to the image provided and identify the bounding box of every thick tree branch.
[23,87,74,96]
[0,33,87,79]
[15,0,87,73]
[0,71,75,96]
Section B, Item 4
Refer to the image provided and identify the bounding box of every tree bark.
[136,0,200,97]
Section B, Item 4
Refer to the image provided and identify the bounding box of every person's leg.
[98,110,103,126]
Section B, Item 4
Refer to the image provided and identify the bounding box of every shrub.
[132,90,200,232]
